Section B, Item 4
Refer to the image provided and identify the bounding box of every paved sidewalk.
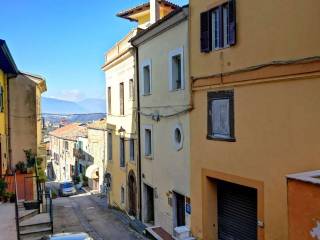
[0,203,17,240]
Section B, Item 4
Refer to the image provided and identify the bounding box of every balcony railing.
[73,148,85,159]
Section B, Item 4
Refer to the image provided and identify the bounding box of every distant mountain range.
[42,97,106,114]
[42,97,106,124]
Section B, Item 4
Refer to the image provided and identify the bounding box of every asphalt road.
[53,193,146,240]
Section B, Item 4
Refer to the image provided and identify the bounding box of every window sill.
[207,135,236,142]
[144,155,153,160]
[203,45,231,54]
[142,93,152,96]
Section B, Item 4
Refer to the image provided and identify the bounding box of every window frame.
[107,86,111,115]
[107,132,113,162]
[200,0,236,53]
[119,137,125,167]
[207,90,235,142]
[168,47,185,91]
[129,79,134,100]
[119,82,125,116]
[142,125,153,158]
[141,59,152,96]
[129,139,135,161]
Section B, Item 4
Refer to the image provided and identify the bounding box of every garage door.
[217,181,257,240]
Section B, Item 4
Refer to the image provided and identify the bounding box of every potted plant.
[15,161,27,174]
[3,192,10,203]
[0,178,7,202]
[74,176,82,189]
[82,174,88,187]
[24,149,35,173]
[9,193,16,203]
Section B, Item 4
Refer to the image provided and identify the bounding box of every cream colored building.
[9,73,47,169]
[49,123,87,182]
[102,0,178,218]
[131,5,190,235]
[86,119,108,192]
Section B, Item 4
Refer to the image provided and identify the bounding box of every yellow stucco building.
[102,0,177,218]
[189,0,320,239]
[0,39,18,176]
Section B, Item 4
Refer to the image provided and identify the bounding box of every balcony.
[73,148,85,159]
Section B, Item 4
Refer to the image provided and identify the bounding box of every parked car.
[41,232,93,240]
[59,182,76,197]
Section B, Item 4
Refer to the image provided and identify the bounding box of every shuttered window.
[120,82,124,115]
[129,79,134,100]
[130,139,135,161]
[108,87,111,114]
[208,90,235,141]
[201,0,236,52]
[120,137,125,167]
[0,87,3,112]
[107,132,112,161]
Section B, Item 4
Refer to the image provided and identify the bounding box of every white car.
[59,182,76,197]
[42,232,93,240]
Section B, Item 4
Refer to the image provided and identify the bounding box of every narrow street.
[53,193,145,240]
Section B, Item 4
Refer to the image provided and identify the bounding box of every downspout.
[133,44,142,221]
[7,73,16,174]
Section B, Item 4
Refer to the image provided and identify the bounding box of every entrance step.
[129,218,147,235]
[20,226,52,240]
[19,209,38,222]
[20,213,51,232]
[146,226,174,240]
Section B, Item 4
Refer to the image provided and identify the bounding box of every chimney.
[150,0,160,24]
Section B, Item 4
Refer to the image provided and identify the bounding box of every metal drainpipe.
[133,44,142,221]
[7,73,16,174]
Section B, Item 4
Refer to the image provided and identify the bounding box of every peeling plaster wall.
[288,179,320,240]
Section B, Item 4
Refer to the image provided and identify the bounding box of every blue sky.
[0,0,188,102]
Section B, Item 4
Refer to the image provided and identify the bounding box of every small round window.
[173,124,183,151]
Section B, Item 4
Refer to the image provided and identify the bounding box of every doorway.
[173,192,186,227]
[128,171,137,216]
[144,184,154,224]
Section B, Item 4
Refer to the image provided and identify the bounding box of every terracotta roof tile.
[49,123,88,141]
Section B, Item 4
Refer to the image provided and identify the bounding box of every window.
[78,141,83,150]
[0,86,4,112]
[141,60,151,95]
[172,124,184,151]
[120,82,124,115]
[169,48,184,91]
[121,186,125,204]
[144,127,152,157]
[120,137,125,167]
[208,90,235,141]
[64,141,69,150]
[130,139,135,161]
[200,0,236,52]
[129,79,134,100]
[108,87,111,114]
[107,132,112,161]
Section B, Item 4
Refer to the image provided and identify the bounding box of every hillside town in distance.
[1,0,320,240]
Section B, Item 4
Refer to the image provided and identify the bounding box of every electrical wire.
[192,55,320,81]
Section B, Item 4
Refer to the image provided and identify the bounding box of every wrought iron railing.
[14,173,20,240]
